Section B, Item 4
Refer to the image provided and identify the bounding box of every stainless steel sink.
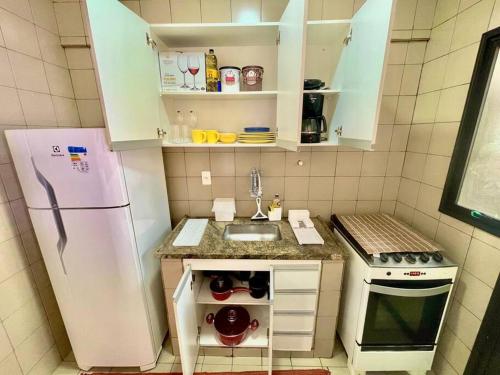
[223,224,282,241]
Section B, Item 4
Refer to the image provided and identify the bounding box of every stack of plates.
[237,126,275,144]
[238,132,276,144]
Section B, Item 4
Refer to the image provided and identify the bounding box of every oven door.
[358,279,452,351]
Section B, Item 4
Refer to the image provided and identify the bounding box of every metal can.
[219,66,241,93]
[241,66,264,91]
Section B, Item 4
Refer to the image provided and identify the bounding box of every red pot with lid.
[210,275,249,301]
[206,305,259,346]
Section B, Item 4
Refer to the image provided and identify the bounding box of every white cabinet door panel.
[276,0,307,151]
[331,0,395,149]
[85,0,164,150]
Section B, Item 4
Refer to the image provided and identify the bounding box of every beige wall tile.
[335,152,362,176]
[379,96,398,124]
[0,269,37,320]
[8,51,49,93]
[428,122,459,156]
[0,353,22,375]
[140,0,172,23]
[464,238,500,288]
[0,202,18,243]
[17,90,56,127]
[308,177,334,201]
[397,177,420,206]
[443,42,479,87]
[169,200,189,223]
[395,95,416,124]
[185,152,210,176]
[386,151,405,176]
[438,327,470,374]
[446,301,481,349]
[402,152,427,181]
[307,200,332,219]
[407,123,433,153]
[212,176,235,198]
[285,151,311,176]
[373,125,393,151]
[383,65,404,95]
[333,177,359,201]
[0,323,12,363]
[30,0,59,34]
[425,18,456,61]
[0,0,32,21]
[435,84,468,122]
[166,177,188,200]
[284,176,309,201]
[54,2,84,37]
[356,200,381,214]
[210,152,235,176]
[4,296,47,347]
[260,152,285,177]
[0,237,27,284]
[435,221,471,265]
[357,177,384,200]
[415,183,442,218]
[0,86,25,125]
[76,99,103,127]
[310,151,336,176]
[322,0,354,20]
[282,200,308,216]
[70,69,98,99]
[52,96,80,127]
[361,152,388,176]
[412,210,438,238]
[14,323,54,373]
[0,47,14,87]
[382,176,401,201]
[400,64,421,95]
[419,55,448,93]
[36,27,67,68]
[440,212,474,235]
[231,0,261,22]
[490,0,500,28]
[331,200,356,215]
[261,0,287,21]
[406,41,427,64]
[388,43,408,65]
[414,0,438,29]
[413,91,439,123]
[450,0,495,51]
[261,176,284,200]
[381,200,396,215]
[472,227,500,249]
[393,0,418,29]
[187,176,212,200]
[44,63,73,97]
[188,200,212,217]
[455,270,493,319]
[459,0,482,11]
[164,152,186,177]
[0,9,40,58]
[26,345,60,375]
[390,125,410,151]
[395,201,416,223]
[170,0,201,22]
[433,0,460,26]
[422,154,450,187]
[65,48,92,70]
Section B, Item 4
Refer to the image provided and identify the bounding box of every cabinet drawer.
[274,293,317,312]
[273,334,313,351]
[273,314,315,332]
[274,269,319,291]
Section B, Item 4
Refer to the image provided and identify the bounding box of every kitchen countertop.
[156,217,347,260]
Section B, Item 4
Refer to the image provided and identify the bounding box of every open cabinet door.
[331,0,394,150]
[173,266,199,375]
[84,0,164,150]
[276,0,307,151]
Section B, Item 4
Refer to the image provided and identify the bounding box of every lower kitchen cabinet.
[161,257,344,373]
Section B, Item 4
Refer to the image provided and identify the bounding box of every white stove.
[330,214,458,375]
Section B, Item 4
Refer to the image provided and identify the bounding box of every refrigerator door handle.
[31,158,68,273]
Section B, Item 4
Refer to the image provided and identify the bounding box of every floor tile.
[203,356,232,365]
[272,365,293,370]
[291,357,323,367]
[272,357,292,366]
[231,364,263,371]
[232,356,262,366]
[146,363,172,373]
[320,351,348,367]
[157,350,176,364]
[292,366,324,370]
[201,364,232,372]
[52,362,79,375]
[170,363,183,372]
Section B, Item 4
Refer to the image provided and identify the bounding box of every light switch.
[201,171,211,185]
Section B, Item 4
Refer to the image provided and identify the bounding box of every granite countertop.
[156,217,347,260]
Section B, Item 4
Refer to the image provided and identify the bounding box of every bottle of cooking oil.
[205,49,218,92]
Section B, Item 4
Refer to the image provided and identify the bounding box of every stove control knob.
[432,252,444,263]
[420,253,430,263]
[392,253,402,263]
[380,253,389,263]
[405,253,417,264]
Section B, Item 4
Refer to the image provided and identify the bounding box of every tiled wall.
[0,0,86,374]
[393,0,500,374]
[158,0,436,225]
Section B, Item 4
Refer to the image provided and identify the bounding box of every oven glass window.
[362,284,449,347]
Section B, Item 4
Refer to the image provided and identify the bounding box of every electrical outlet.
[201,171,211,185]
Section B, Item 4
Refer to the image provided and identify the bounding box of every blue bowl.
[244,127,271,133]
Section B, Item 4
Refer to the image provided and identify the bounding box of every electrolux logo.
[51,145,64,157]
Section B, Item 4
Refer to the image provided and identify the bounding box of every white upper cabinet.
[276,0,307,151]
[85,0,165,150]
[330,0,395,150]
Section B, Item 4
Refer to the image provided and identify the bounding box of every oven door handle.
[370,283,451,297]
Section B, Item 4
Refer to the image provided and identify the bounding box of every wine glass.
[188,55,200,91]
[177,53,188,89]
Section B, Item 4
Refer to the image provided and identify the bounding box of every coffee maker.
[301,79,327,143]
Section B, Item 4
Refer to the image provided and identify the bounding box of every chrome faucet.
[250,168,267,220]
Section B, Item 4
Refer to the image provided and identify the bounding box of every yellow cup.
[206,130,220,144]
[191,129,207,144]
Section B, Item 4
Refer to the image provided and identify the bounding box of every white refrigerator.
[6,128,171,371]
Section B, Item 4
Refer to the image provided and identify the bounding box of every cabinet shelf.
[200,305,269,348]
[162,141,277,148]
[303,89,340,95]
[161,91,278,100]
[197,277,270,306]
[151,22,280,47]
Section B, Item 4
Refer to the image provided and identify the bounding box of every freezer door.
[28,207,158,369]
[5,128,128,209]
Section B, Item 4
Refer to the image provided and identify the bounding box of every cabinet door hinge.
[343,28,352,46]
[146,32,157,50]
[334,126,343,136]
[157,128,167,138]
